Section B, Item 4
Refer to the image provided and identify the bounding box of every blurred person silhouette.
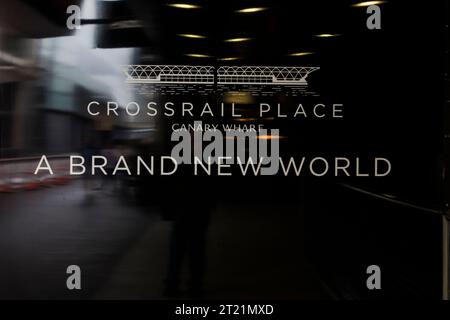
[161,166,215,298]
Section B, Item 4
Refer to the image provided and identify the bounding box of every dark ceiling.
[91,0,376,64]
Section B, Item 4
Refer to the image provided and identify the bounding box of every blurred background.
[0,0,448,299]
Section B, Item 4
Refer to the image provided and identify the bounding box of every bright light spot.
[225,38,251,43]
[236,7,268,13]
[257,135,286,140]
[177,33,206,39]
[315,33,340,38]
[167,3,201,9]
[288,52,314,57]
[218,57,241,61]
[351,1,386,7]
[185,53,212,58]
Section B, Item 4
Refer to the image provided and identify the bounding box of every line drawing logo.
[124,65,214,84]
[123,65,319,86]
[217,66,319,85]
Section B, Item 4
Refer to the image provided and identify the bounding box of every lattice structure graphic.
[217,66,319,85]
[124,65,214,84]
[123,65,319,85]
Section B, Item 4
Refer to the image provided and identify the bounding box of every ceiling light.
[185,53,212,58]
[288,52,314,57]
[225,37,251,43]
[236,7,267,13]
[257,135,286,140]
[315,33,340,38]
[167,3,201,9]
[177,33,206,39]
[351,1,386,7]
[218,57,241,61]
